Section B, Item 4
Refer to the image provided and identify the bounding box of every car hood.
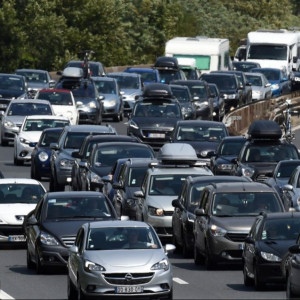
[215,155,237,164]
[0,89,25,98]
[84,249,163,268]
[121,89,141,96]
[3,115,26,126]
[74,97,96,104]
[19,131,42,143]
[242,162,277,173]
[0,203,36,224]
[175,141,219,153]
[219,88,238,94]
[27,82,48,90]
[146,195,175,211]
[101,94,120,101]
[211,216,255,232]
[132,117,177,129]
[91,166,112,178]
[258,240,295,258]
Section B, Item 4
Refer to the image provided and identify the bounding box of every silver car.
[245,72,272,101]
[67,220,174,299]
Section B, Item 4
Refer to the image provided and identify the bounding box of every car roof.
[39,89,71,93]
[91,76,115,82]
[89,220,150,229]
[210,182,275,192]
[24,115,69,120]
[0,73,24,79]
[107,72,140,78]
[46,191,106,198]
[15,69,48,73]
[262,212,300,219]
[148,167,211,176]
[175,120,226,127]
[169,84,190,90]
[171,80,206,85]
[0,178,43,185]
[125,157,157,167]
[42,127,64,133]
[221,136,246,141]
[94,141,150,149]
[201,73,236,78]
[125,67,158,73]
[188,175,251,184]
[63,125,116,133]
[9,99,51,104]
[245,72,265,77]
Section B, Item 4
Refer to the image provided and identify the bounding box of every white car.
[35,89,79,125]
[245,72,272,101]
[0,178,46,243]
[14,115,70,165]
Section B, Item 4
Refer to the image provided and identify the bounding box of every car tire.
[204,242,215,270]
[53,170,65,192]
[31,163,41,181]
[243,263,253,286]
[35,251,44,274]
[182,233,192,258]
[1,138,8,147]
[77,281,87,300]
[67,276,77,300]
[286,273,297,299]
[26,249,34,269]
[14,149,24,166]
[194,244,204,265]
[165,289,173,300]
[254,264,265,291]
[172,234,181,254]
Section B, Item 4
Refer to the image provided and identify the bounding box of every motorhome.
[246,29,300,76]
[165,36,230,74]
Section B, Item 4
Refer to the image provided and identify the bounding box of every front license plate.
[8,235,26,242]
[115,286,143,294]
[148,133,165,138]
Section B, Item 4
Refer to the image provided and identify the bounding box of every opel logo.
[125,273,133,281]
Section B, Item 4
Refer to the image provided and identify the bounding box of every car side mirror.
[120,215,129,221]
[289,244,300,254]
[112,182,123,190]
[56,71,62,76]
[231,158,237,164]
[172,199,183,210]
[27,215,38,225]
[102,175,113,184]
[98,95,105,101]
[164,244,176,254]
[71,151,81,159]
[50,142,59,150]
[245,236,254,244]
[49,80,56,88]
[283,184,293,192]
[133,190,144,198]
[69,245,79,254]
[206,150,216,158]
[79,161,88,168]
[194,208,206,216]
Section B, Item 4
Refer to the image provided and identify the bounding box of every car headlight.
[4,120,15,128]
[19,137,31,145]
[260,251,281,262]
[271,84,279,90]
[217,164,232,170]
[89,101,97,108]
[241,167,255,177]
[91,171,102,183]
[84,260,106,272]
[104,100,117,107]
[38,151,49,162]
[223,94,236,99]
[201,150,208,157]
[40,231,59,246]
[210,224,227,236]
[129,120,139,130]
[148,206,164,216]
[151,258,169,271]
[59,159,74,168]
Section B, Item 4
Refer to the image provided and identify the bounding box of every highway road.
[1,118,299,299]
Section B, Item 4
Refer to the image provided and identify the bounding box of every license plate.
[8,235,26,242]
[115,286,143,294]
[148,133,165,138]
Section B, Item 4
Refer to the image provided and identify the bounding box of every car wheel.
[31,164,41,181]
[26,249,34,269]
[286,273,297,299]
[67,276,77,300]
[194,244,204,265]
[77,280,87,300]
[35,251,44,274]
[172,234,181,254]
[204,242,215,270]
[165,289,173,300]
[243,262,253,286]
[182,233,192,258]
[254,264,265,291]
[1,138,8,146]
[53,170,65,192]
[14,149,24,166]
[120,111,124,122]
[113,113,120,122]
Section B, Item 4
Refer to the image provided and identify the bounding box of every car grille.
[225,232,248,242]
[103,273,154,285]
[61,235,76,247]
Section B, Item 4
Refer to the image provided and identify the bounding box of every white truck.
[165,36,230,74]
[246,29,300,76]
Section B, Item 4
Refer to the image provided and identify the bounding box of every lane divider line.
[173,277,189,285]
[0,289,15,299]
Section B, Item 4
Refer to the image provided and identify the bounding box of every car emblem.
[125,273,133,281]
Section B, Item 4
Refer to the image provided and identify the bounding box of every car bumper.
[255,262,284,283]
[78,110,99,124]
[1,127,19,142]
[147,215,173,237]
[16,143,34,161]
[37,244,70,267]
[0,225,26,243]
[56,167,73,185]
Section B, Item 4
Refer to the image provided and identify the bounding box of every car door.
[283,168,298,209]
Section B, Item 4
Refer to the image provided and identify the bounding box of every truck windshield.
[248,45,287,60]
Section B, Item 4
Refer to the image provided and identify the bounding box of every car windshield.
[149,175,198,196]
[275,163,300,178]
[245,75,263,87]
[209,85,218,97]
[171,87,190,103]
[202,75,237,90]
[23,119,69,132]
[110,75,140,89]
[133,102,181,118]
[189,85,208,100]
[37,91,73,106]
[38,130,62,147]
[94,80,116,94]
[248,45,287,60]
[16,71,47,83]
[212,192,282,216]
[218,140,245,156]
[243,145,299,163]
[138,71,157,83]
[254,69,280,81]
[189,184,206,212]
[46,196,112,220]
[176,125,227,142]
[86,226,161,250]
[159,70,182,84]
[233,63,259,72]
[127,166,148,187]
[7,103,52,116]
[93,145,153,168]
[64,132,92,149]
[0,184,45,204]
[261,218,300,240]
[72,83,96,98]
[0,76,24,91]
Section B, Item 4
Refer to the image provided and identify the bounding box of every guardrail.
[223,91,300,136]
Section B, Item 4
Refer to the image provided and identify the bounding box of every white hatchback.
[35,89,79,125]
[0,178,46,243]
[14,115,70,165]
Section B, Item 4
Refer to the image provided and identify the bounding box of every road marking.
[173,277,189,284]
[0,289,14,299]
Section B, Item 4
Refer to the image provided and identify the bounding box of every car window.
[8,103,52,116]
[127,166,148,187]
[219,140,245,156]
[38,91,73,106]
[0,76,24,91]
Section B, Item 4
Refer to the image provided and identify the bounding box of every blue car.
[251,67,291,97]
[124,67,161,85]
[30,127,64,180]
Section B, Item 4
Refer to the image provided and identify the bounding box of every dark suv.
[231,120,300,182]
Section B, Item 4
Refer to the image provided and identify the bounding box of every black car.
[210,136,246,175]
[243,212,300,290]
[290,70,300,91]
[71,135,138,191]
[200,72,243,113]
[170,80,214,120]
[49,125,117,192]
[111,158,156,219]
[170,120,229,162]
[169,84,196,120]
[172,175,252,258]
[127,83,183,150]
[24,191,118,273]
[31,127,64,180]
[80,142,155,192]
[231,120,300,182]
[208,83,225,121]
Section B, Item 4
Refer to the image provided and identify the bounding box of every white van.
[165,36,230,74]
[246,29,300,75]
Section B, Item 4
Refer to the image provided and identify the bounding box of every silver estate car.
[67,220,174,299]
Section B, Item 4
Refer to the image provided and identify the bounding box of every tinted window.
[38,130,62,147]
[8,103,52,116]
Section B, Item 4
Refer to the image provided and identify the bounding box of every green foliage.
[0,0,300,72]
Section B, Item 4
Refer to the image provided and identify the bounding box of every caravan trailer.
[165,37,230,74]
[246,29,300,76]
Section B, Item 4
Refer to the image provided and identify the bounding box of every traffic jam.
[1,29,300,300]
